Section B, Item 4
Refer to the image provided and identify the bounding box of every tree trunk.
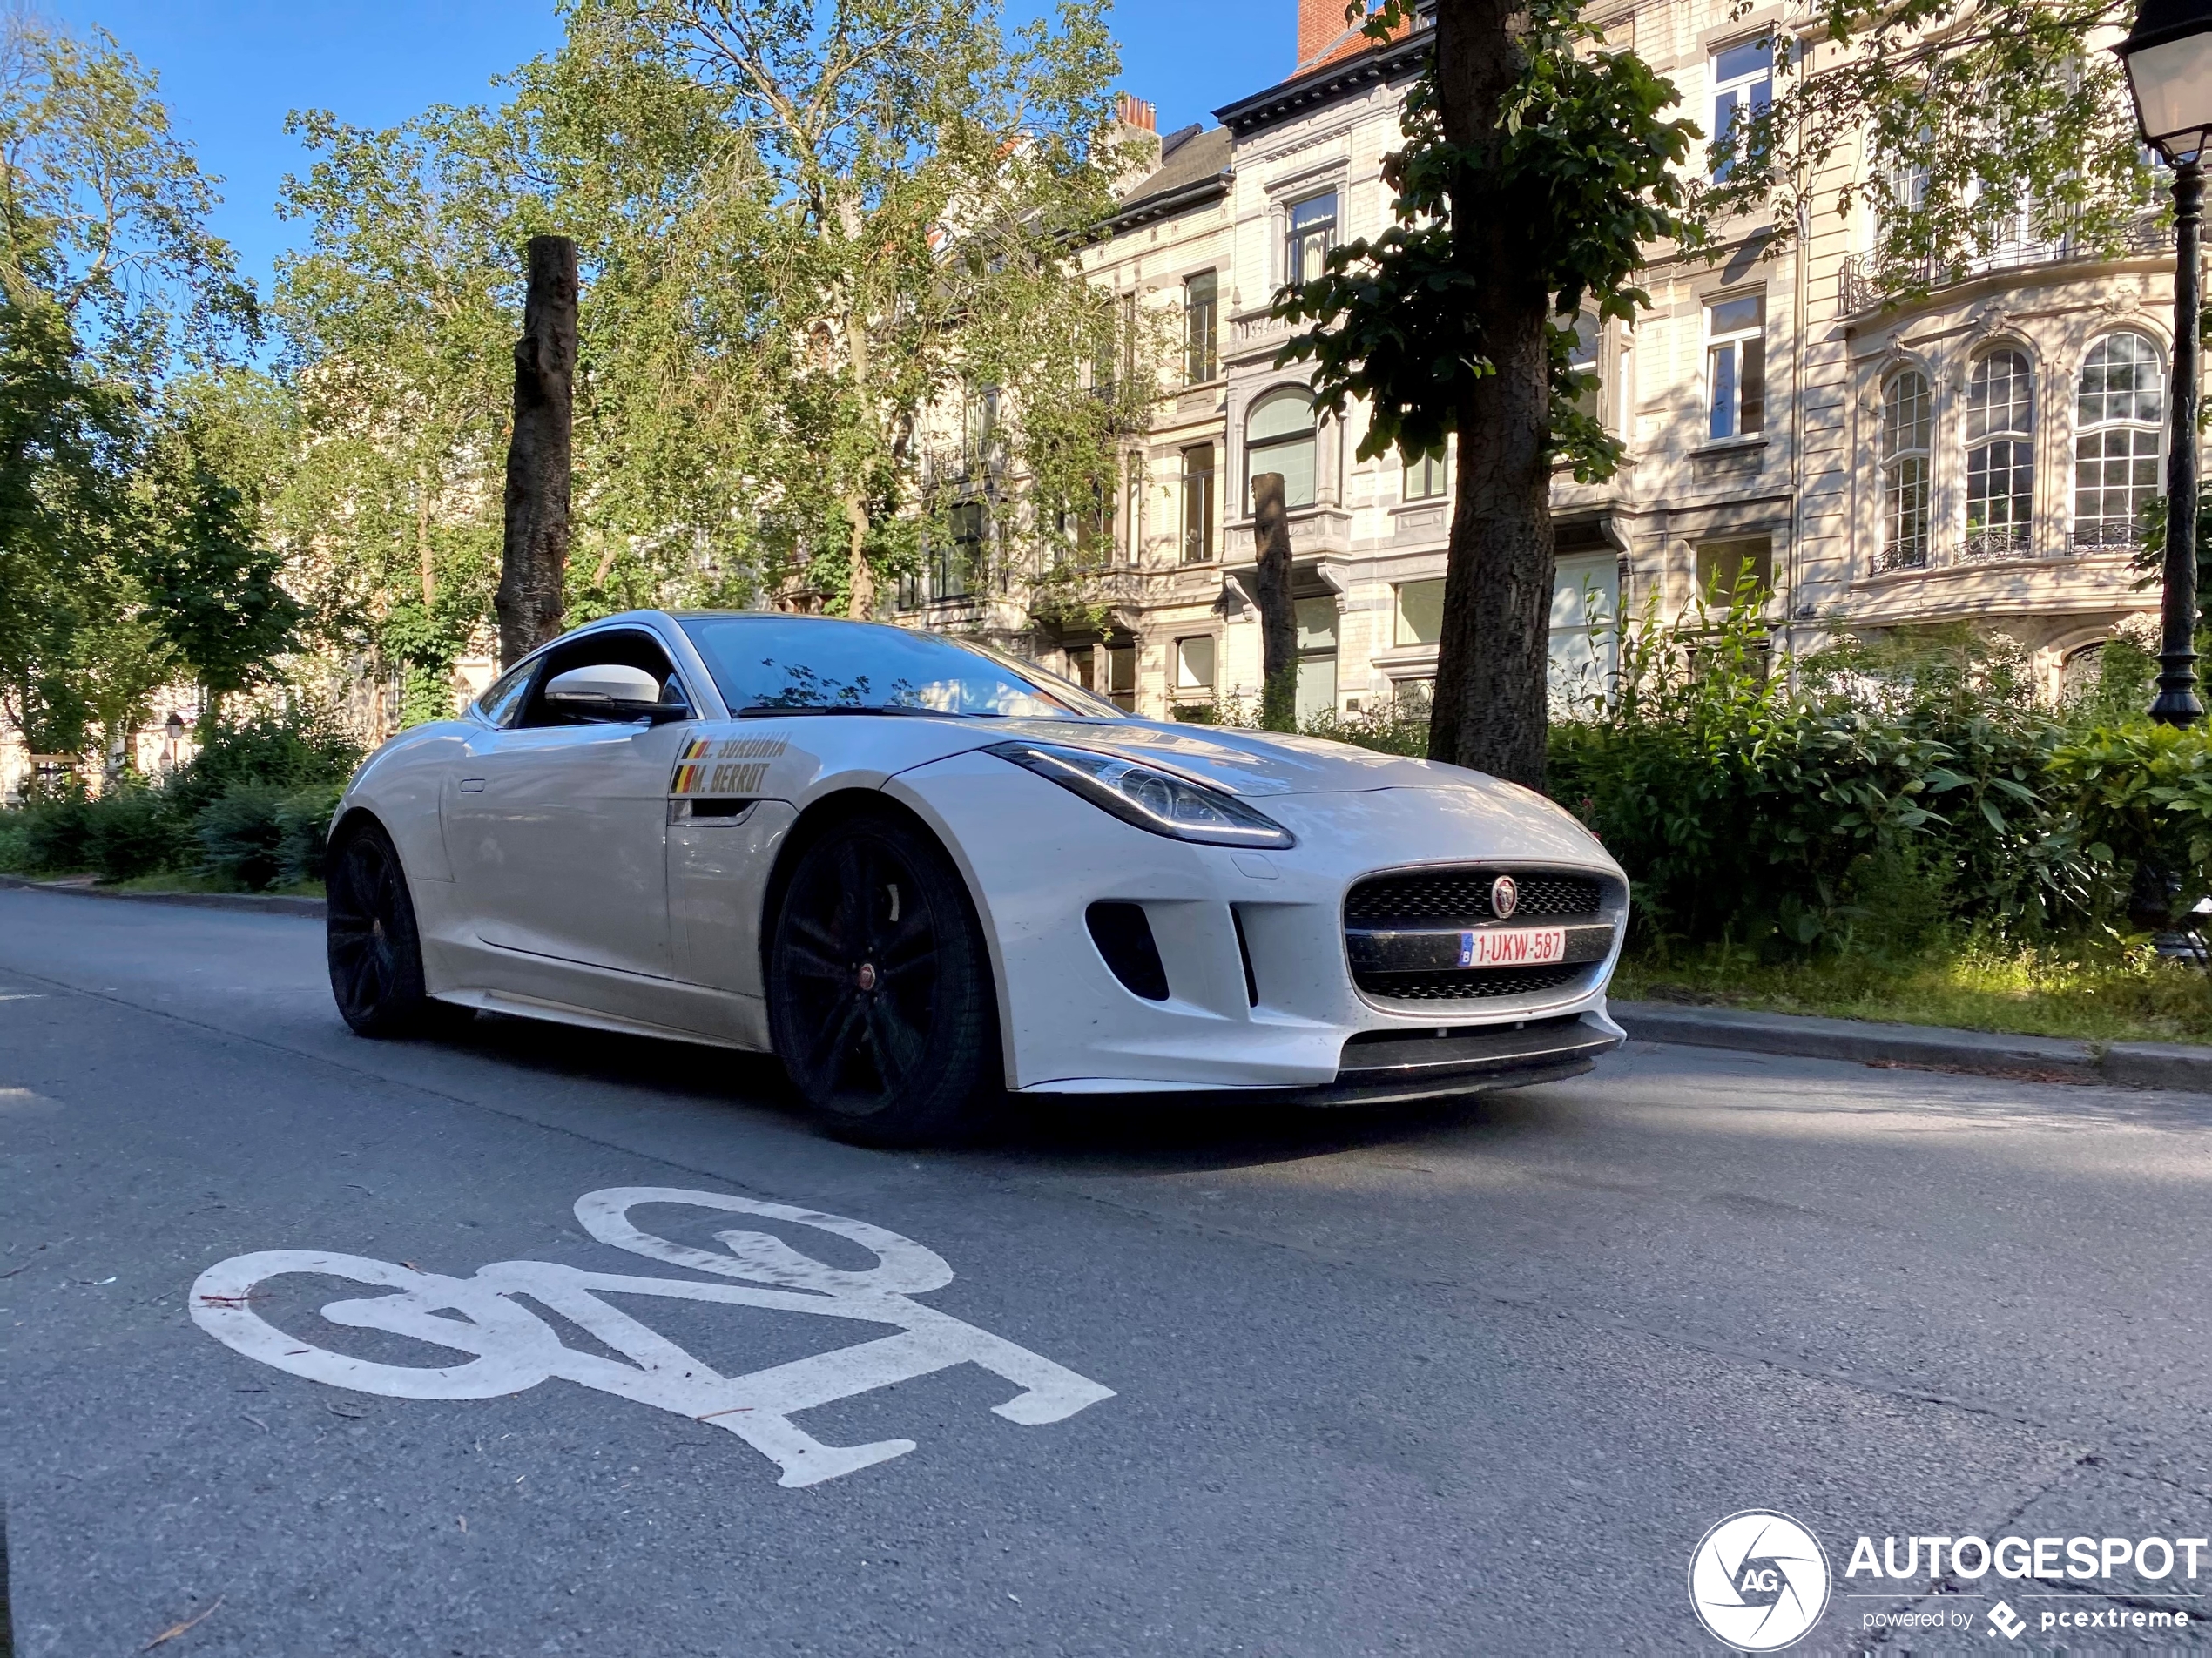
[843,295,877,620]
[1426,0,1554,791]
[1251,471,1298,731]
[495,236,577,669]
[845,490,876,620]
[415,465,435,612]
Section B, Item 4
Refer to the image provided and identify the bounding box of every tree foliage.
[538,0,1141,617]
[1272,0,1700,789]
[274,104,526,721]
[0,11,289,765]
[136,439,304,717]
[267,0,1140,723]
[0,8,258,384]
[1702,0,2156,296]
[1276,0,1697,482]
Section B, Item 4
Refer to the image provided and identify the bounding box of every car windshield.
[677,616,1123,720]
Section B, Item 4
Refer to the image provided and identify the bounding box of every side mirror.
[543,664,691,724]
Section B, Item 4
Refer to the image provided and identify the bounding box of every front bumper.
[1235,1010,1625,1108]
[888,751,1630,1096]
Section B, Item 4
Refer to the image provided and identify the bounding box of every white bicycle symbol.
[190,1186,1114,1488]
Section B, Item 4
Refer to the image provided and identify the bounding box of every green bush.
[166,704,362,817]
[1301,698,1433,758]
[1547,592,2104,956]
[193,781,341,892]
[2049,721,2212,917]
[78,783,192,880]
[17,794,93,873]
[0,817,30,873]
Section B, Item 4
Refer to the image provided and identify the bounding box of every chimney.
[1299,0,1361,71]
[1112,93,1161,187]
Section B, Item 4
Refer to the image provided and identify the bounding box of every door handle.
[459,777,487,793]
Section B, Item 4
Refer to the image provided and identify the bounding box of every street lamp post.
[2120,0,2212,726]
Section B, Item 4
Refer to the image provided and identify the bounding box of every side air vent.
[1231,906,1258,1006]
[1086,902,1170,1001]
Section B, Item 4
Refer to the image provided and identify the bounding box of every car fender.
[337,722,472,884]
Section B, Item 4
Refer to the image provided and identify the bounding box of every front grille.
[1344,865,1619,1005]
[1357,965,1585,1001]
[1344,869,1604,926]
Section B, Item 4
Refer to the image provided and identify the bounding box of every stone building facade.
[894,0,2182,720]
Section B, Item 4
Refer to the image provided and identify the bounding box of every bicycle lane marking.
[188,1185,1114,1488]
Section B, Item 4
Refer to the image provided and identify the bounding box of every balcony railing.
[1962,523,2033,560]
[1839,217,2177,315]
[2069,520,2150,552]
[1873,516,2152,576]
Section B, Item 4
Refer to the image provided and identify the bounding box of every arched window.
[1246,390,1316,510]
[2074,331,2163,549]
[1965,349,2034,557]
[1881,369,1932,570]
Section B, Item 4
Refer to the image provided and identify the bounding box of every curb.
[0,873,326,918]
[1611,1001,2212,1095]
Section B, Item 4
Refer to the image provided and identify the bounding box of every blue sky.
[51,0,1289,304]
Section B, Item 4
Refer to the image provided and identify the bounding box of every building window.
[1173,635,1216,694]
[1393,578,1445,646]
[1880,154,1931,253]
[937,500,986,597]
[2074,331,2163,549]
[1403,447,1447,502]
[1184,271,1218,385]
[1706,293,1765,440]
[1123,462,1143,564]
[1550,551,1621,711]
[1966,347,2034,557]
[1104,643,1136,711]
[1246,390,1317,509]
[1181,441,1216,563]
[1710,37,1772,181]
[1881,369,1932,570]
[1295,596,1338,723]
[1569,313,1603,422]
[962,385,999,476]
[1284,191,1337,286]
[1696,536,1773,603]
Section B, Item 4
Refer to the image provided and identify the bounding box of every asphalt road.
[4,888,2212,1656]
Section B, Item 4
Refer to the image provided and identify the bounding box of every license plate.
[1458,927,1568,968]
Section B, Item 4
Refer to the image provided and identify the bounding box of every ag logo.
[1688,1510,1831,1651]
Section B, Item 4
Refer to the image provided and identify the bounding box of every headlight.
[984,740,1297,849]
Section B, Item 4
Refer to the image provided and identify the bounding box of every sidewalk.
[1612,1001,2212,1094]
[0,873,326,918]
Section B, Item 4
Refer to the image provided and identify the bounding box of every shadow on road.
[966,1086,1561,1175]
[406,1008,1567,1177]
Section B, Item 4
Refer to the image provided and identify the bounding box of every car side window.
[475,662,536,728]
[513,630,687,730]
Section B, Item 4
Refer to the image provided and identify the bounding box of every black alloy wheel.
[326,820,462,1038]
[766,812,998,1145]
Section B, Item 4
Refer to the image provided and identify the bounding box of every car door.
[442,628,695,980]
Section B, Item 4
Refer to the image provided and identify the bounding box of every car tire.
[326,819,469,1040]
[766,811,1000,1146]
